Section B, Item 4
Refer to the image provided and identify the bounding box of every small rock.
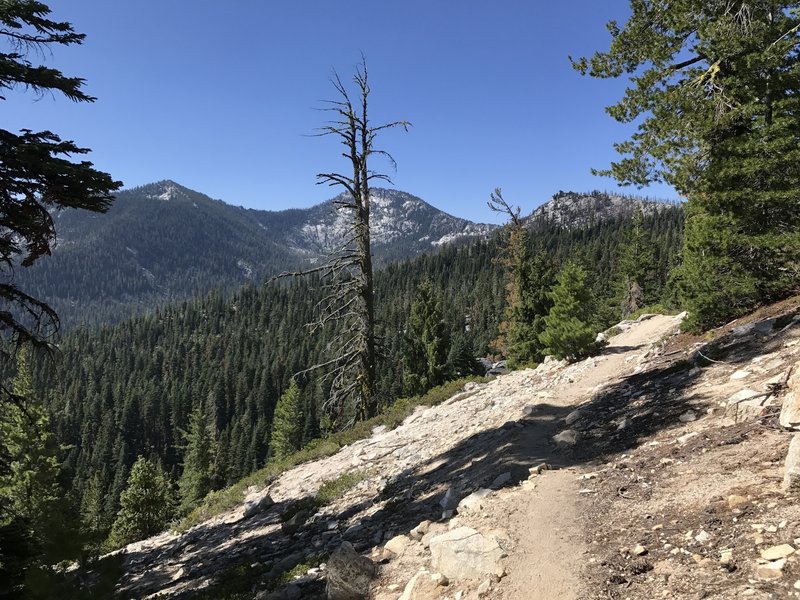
[679,410,697,423]
[458,489,493,513]
[325,542,376,600]
[243,489,274,519]
[529,463,551,476]
[760,544,795,561]
[695,531,711,543]
[440,487,460,510]
[727,495,749,509]
[756,558,786,580]
[410,520,430,541]
[564,409,583,426]
[553,429,579,446]
[398,570,441,600]
[490,472,512,489]
[384,535,411,558]
[477,578,492,596]
[676,432,699,445]
[632,544,648,556]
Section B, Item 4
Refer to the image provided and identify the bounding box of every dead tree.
[280,60,409,425]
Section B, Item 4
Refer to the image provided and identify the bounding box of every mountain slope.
[18,181,496,327]
[528,190,678,228]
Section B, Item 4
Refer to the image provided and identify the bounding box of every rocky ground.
[98,297,800,600]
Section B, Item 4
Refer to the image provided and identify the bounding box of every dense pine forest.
[23,207,683,546]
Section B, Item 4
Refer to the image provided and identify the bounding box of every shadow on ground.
[91,308,799,599]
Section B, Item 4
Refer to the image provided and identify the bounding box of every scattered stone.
[490,472,512,489]
[522,404,536,416]
[384,535,411,558]
[325,542,376,600]
[281,510,308,535]
[676,432,699,445]
[760,544,795,561]
[756,558,786,580]
[440,487,460,510]
[409,521,430,541]
[783,433,800,493]
[529,463,551,476]
[679,410,697,423]
[553,429,579,446]
[727,495,749,509]
[477,578,492,596]
[242,488,274,519]
[457,489,493,513]
[564,409,583,426]
[632,544,648,556]
[398,570,441,600]
[429,527,505,580]
[695,531,711,543]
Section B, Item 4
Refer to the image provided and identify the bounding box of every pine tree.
[489,189,554,367]
[107,456,174,549]
[177,400,216,513]
[575,3,800,330]
[616,207,655,317]
[402,280,450,395]
[0,348,71,564]
[539,261,599,361]
[269,380,303,462]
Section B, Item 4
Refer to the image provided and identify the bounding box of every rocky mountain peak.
[528,190,676,228]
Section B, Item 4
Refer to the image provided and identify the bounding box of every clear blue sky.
[7,1,679,223]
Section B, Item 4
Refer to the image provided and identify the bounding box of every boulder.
[490,472,512,489]
[243,489,274,519]
[564,409,583,427]
[724,389,772,423]
[326,542,376,600]
[783,433,800,493]
[429,527,504,581]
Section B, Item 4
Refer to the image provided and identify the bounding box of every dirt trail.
[482,314,681,600]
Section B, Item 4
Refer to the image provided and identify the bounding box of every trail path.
[479,314,681,599]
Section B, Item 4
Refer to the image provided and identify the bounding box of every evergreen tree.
[447,333,481,378]
[269,379,303,461]
[539,261,599,361]
[615,207,655,317]
[177,400,216,513]
[489,189,554,367]
[0,348,70,562]
[575,2,800,330]
[107,456,174,549]
[402,280,450,395]
[0,0,121,372]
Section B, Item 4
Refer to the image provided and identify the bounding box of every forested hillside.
[29,206,683,539]
[16,182,495,328]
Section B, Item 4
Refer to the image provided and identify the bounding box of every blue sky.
[7,1,679,223]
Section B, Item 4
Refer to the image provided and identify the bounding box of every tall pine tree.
[178,400,216,514]
[575,2,800,330]
[269,379,303,462]
[539,261,599,361]
[402,280,450,395]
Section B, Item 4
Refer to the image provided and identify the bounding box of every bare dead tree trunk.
[278,59,409,426]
